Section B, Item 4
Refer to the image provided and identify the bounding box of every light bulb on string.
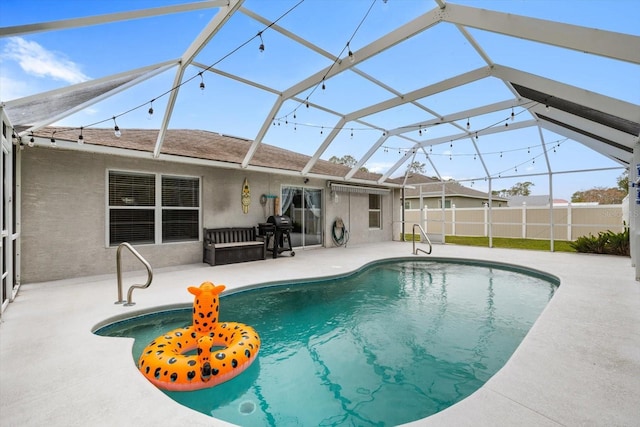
[50,131,56,146]
[511,107,515,121]
[199,73,205,91]
[112,117,121,138]
[77,127,84,145]
[347,42,354,63]
[148,100,154,120]
[258,32,265,53]
[466,118,470,130]
[350,128,354,139]
[28,132,35,147]
[320,126,323,135]
[321,79,326,90]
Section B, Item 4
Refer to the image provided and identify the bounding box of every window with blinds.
[161,176,199,243]
[369,193,381,229]
[108,171,200,245]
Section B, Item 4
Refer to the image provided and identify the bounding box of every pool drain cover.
[239,400,256,415]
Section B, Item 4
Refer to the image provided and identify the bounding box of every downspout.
[401,187,405,240]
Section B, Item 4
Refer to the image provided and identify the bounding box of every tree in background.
[571,187,626,204]
[328,155,369,172]
[406,161,426,174]
[492,181,534,198]
[570,170,628,204]
[617,170,629,194]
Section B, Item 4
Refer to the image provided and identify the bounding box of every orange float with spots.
[138,282,260,391]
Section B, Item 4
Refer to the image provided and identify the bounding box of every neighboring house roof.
[388,173,507,201]
[26,127,393,186]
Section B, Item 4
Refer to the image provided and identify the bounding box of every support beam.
[154,0,244,158]
[301,117,347,175]
[0,1,228,37]
[442,3,640,65]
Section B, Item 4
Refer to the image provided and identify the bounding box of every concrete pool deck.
[1,241,639,426]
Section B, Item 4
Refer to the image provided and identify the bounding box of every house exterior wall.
[20,148,395,283]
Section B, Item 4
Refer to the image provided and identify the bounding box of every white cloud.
[0,75,29,101]
[366,161,396,174]
[3,37,89,84]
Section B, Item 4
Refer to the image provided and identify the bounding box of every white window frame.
[106,169,201,246]
[369,193,382,229]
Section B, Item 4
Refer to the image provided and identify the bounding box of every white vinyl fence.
[402,203,625,242]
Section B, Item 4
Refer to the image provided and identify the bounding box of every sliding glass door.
[281,186,323,248]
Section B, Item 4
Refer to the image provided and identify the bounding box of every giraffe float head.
[187,281,226,335]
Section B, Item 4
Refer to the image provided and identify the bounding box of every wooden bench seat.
[203,227,266,266]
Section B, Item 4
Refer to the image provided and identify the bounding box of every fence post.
[452,204,456,236]
[484,203,488,237]
[522,202,527,238]
[567,202,572,240]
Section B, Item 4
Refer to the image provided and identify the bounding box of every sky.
[1,0,639,200]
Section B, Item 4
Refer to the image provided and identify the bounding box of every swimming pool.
[95,258,558,426]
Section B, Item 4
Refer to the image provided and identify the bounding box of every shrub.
[570,227,629,256]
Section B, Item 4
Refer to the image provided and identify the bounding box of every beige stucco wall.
[20,147,395,283]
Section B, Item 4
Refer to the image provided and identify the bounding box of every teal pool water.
[95,259,557,426]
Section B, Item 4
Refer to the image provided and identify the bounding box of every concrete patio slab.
[1,242,639,426]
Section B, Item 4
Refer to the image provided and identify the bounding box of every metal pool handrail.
[411,223,432,255]
[115,242,153,307]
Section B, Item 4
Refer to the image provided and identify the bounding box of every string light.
[199,72,205,91]
[511,107,515,121]
[77,127,84,144]
[50,131,56,146]
[258,32,265,52]
[466,118,470,130]
[29,132,35,147]
[148,100,154,120]
[112,117,121,138]
[347,42,354,63]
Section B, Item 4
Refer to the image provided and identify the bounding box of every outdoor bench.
[203,227,266,266]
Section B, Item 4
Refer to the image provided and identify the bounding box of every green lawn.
[405,234,576,252]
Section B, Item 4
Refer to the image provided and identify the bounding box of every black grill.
[259,215,295,258]
[267,215,293,230]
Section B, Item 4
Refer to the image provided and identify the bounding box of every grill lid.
[267,215,292,228]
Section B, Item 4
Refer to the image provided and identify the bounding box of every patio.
[1,242,638,426]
